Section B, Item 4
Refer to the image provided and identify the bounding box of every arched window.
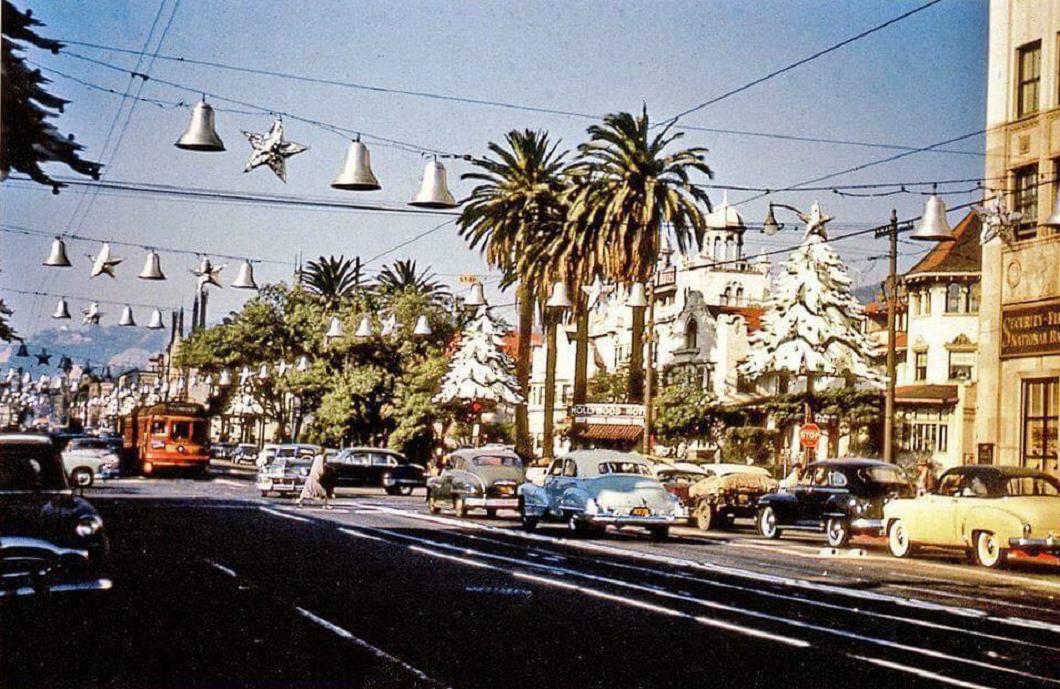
[736,286,745,306]
[922,289,932,315]
[724,237,736,261]
[712,237,722,261]
[721,286,732,305]
[911,292,920,316]
[967,282,980,312]
[684,319,699,351]
[945,283,963,313]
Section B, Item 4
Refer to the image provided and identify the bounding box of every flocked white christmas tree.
[740,202,880,385]
[434,307,522,406]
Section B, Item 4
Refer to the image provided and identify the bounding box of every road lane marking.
[295,607,451,688]
[848,655,997,689]
[408,545,494,569]
[259,506,312,523]
[339,528,387,543]
[353,504,1060,632]
[213,479,245,488]
[204,559,238,578]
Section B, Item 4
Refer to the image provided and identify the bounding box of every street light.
[542,281,571,460]
[761,202,808,236]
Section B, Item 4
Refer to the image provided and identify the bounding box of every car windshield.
[472,455,521,467]
[69,438,108,450]
[0,448,68,491]
[598,462,651,476]
[1003,475,1060,497]
[659,471,700,484]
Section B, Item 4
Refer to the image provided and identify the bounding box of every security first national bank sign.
[1000,298,1060,359]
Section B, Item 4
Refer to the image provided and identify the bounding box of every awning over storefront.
[576,423,644,442]
[895,384,959,405]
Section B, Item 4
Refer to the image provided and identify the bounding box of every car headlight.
[585,498,599,515]
[299,467,309,477]
[76,515,103,538]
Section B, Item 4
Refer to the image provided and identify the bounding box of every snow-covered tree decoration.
[740,202,880,384]
[435,307,522,406]
[1,1,101,191]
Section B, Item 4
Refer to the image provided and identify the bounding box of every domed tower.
[700,192,745,263]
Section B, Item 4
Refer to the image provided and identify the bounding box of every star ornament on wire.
[89,243,123,278]
[242,119,308,182]
[975,195,1021,246]
[581,276,614,311]
[34,349,51,366]
[192,256,224,290]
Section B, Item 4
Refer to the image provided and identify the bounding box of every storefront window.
[1022,378,1059,472]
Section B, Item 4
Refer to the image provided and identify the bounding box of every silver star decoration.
[238,366,253,387]
[242,119,308,182]
[581,276,614,311]
[975,195,1021,246]
[803,201,833,238]
[82,302,102,325]
[276,360,291,377]
[192,256,224,290]
[90,243,123,278]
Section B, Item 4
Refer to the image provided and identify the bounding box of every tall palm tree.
[375,259,448,302]
[303,255,364,308]
[459,129,568,460]
[560,107,713,403]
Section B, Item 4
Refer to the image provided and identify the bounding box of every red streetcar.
[121,402,210,476]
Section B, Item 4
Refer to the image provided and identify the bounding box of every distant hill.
[852,283,882,305]
[0,325,167,376]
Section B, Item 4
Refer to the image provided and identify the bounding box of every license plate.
[496,485,513,495]
[630,506,651,517]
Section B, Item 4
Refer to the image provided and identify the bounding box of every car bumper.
[256,478,304,492]
[0,577,113,598]
[1009,536,1060,552]
[850,518,885,533]
[581,513,678,527]
[464,497,520,509]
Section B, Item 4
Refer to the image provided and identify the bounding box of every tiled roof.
[906,211,981,276]
[574,424,644,442]
[711,305,764,332]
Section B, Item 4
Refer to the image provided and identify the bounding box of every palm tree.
[560,107,712,404]
[459,129,569,460]
[375,259,448,302]
[303,255,365,308]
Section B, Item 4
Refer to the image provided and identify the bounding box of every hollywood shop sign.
[569,404,646,426]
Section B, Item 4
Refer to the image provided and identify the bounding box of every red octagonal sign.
[799,423,821,449]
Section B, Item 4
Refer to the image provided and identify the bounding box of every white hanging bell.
[146,309,165,329]
[175,99,225,152]
[296,355,310,372]
[409,160,457,209]
[232,260,258,289]
[218,369,232,386]
[331,140,381,191]
[52,297,71,319]
[546,281,572,309]
[325,316,344,340]
[138,250,166,280]
[354,316,372,338]
[626,282,648,308]
[118,305,136,327]
[910,195,955,242]
[44,237,72,267]
[465,282,487,307]
[412,315,432,336]
[258,363,270,380]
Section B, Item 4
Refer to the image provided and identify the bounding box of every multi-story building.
[526,196,769,456]
[976,0,1060,475]
[895,211,982,470]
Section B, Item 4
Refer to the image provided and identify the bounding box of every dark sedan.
[326,448,426,495]
[756,458,914,547]
[0,434,112,598]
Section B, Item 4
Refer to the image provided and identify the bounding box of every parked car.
[209,442,237,460]
[884,465,1060,569]
[427,447,524,517]
[757,459,914,547]
[255,443,281,468]
[62,436,122,487]
[519,450,685,540]
[230,443,259,465]
[684,465,778,530]
[0,434,111,597]
[256,457,312,497]
[327,447,426,495]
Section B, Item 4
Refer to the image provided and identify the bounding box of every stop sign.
[799,423,821,449]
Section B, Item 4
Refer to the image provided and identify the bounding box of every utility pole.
[878,209,899,464]
[643,281,656,457]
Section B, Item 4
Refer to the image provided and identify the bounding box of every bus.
[120,402,210,476]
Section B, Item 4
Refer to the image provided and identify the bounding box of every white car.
[62,437,121,487]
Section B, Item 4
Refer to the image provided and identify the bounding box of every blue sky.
[2,0,988,336]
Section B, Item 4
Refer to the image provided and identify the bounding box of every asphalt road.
[3,467,1059,689]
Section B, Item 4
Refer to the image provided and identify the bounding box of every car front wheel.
[973,531,1007,569]
[757,506,780,539]
[888,519,915,558]
[427,493,441,514]
[826,518,851,548]
[453,496,467,518]
[71,467,93,488]
[693,500,713,531]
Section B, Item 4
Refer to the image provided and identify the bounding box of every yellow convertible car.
[883,465,1060,568]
